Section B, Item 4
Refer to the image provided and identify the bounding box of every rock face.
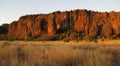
[6,9,120,40]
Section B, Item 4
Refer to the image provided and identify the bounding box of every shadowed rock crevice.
[40,18,48,33]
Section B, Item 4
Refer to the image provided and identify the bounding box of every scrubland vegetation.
[0,41,120,66]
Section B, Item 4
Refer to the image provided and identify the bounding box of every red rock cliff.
[7,9,120,40]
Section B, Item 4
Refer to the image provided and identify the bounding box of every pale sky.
[0,0,120,25]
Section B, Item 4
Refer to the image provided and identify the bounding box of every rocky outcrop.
[6,9,120,40]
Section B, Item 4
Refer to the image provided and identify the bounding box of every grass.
[0,41,120,66]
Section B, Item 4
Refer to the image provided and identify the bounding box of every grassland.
[0,41,120,66]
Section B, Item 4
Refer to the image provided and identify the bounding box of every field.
[0,40,120,66]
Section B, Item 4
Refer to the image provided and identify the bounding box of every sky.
[0,0,120,25]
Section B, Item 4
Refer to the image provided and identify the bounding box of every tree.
[22,22,28,43]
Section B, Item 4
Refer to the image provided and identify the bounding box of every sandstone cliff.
[2,9,120,41]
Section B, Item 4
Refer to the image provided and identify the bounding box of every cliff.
[2,9,120,41]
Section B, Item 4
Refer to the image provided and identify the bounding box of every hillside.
[1,9,120,41]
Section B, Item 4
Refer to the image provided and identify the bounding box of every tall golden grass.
[0,41,120,66]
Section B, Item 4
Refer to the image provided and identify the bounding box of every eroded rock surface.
[5,9,120,40]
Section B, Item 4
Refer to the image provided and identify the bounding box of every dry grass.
[0,41,120,66]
